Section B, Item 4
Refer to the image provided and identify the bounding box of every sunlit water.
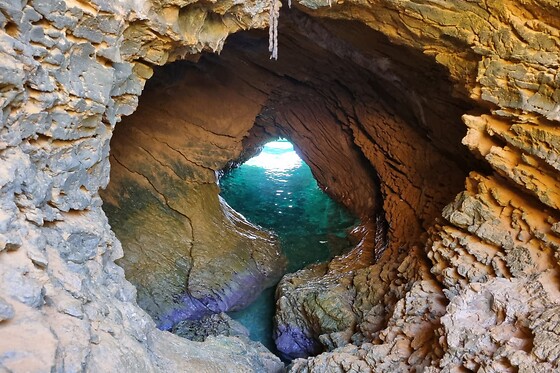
[220,140,357,354]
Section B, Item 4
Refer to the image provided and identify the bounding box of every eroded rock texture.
[99,63,287,329]
[0,0,284,371]
[1,0,560,372]
[285,1,560,372]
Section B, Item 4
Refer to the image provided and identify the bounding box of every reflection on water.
[220,139,357,353]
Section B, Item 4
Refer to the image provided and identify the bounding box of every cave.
[2,0,560,372]
[99,10,477,362]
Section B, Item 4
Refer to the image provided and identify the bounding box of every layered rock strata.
[203,16,475,361]
[0,0,284,371]
[286,1,560,371]
[0,0,559,372]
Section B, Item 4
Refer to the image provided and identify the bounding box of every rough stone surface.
[172,312,249,342]
[285,0,560,371]
[1,0,560,372]
[0,296,14,322]
[0,0,284,371]
[99,73,287,328]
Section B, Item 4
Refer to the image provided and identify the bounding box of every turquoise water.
[220,140,357,353]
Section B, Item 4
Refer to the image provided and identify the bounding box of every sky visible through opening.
[219,139,358,355]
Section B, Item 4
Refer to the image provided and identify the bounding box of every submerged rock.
[274,263,356,360]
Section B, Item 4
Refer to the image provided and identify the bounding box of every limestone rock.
[172,312,249,342]
[0,297,14,322]
[0,0,284,371]
[1,0,560,371]
[150,330,285,373]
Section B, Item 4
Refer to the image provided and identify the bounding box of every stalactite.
[269,0,279,59]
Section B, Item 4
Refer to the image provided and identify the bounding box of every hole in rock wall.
[220,139,358,352]
[99,8,478,363]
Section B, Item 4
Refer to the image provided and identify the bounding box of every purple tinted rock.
[274,324,322,360]
[157,294,212,330]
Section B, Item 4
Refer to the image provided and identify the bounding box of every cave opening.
[98,7,479,364]
[221,139,358,273]
[220,138,358,353]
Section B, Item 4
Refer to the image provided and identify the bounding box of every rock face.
[1,0,560,373]
[172,313,249,342]
[99,65,287,329]
[0,0,285,371]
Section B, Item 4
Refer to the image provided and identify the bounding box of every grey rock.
[172,312,249,342]
[4,267,44,308]
[0,50,25,86]
[0,296,14,322]
[28,65,56,92]
[29,0,66,16]
[22,6,41,24]
[29,25,56,48]
[63,232,100,264]
[0,1,24,23]
[54,43,114,105]
[27,246,48,268]
[73,20,105,44]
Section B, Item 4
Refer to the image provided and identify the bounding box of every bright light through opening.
[244,139,302,171]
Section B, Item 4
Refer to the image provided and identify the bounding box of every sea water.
[220,139,357,353]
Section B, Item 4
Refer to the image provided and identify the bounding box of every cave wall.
[288,1,560,371]
[0,0,559,372]
[0,0,285,371]
[102,18,477,361]
[205,16,476,362]
[99,59,288,329]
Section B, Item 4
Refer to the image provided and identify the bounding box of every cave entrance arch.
[99,9,476,362]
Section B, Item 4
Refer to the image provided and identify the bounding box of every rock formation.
[1,0,559,372]
[99,62,287,329]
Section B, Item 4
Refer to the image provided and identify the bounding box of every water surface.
[220,140,357,353]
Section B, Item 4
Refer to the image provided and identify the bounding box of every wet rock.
[172,312,249,342]
[150,330,286,373]
[1,0,560,371]
[99,79,288,327]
